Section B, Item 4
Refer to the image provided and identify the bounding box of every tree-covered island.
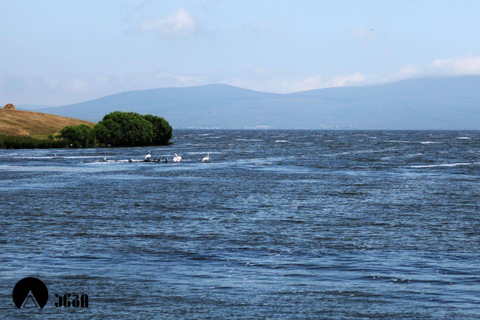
[61,111,173,148]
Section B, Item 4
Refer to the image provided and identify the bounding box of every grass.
[0,109,94,139]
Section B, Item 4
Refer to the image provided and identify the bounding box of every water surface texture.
[1,130,479,319]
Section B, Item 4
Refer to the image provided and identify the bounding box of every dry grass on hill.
[0,109,95,139]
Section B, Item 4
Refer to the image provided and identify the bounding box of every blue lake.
[1,130,479,319]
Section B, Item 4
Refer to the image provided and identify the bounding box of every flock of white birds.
[100,152,210,164]
[142,152,209,163]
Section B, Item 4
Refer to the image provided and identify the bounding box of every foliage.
[47,133,62,140]
[93,122,111,145]
[94,111,172,147]
[143,114,173,145]
[0,135,69,149]
[60,124,97,148]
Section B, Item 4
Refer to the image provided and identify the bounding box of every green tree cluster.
[60,111,172,147]
[143,114,173,145]
[60,124,97,148]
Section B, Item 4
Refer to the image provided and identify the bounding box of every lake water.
[1,130,479,319]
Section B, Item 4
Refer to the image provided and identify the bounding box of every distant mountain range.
[34,76,480,129]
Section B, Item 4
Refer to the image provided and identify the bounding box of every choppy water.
[1,130,479,319]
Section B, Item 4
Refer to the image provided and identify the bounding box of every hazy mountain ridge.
[36,77,480,129]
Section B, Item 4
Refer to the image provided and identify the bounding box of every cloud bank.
[389,55,480,82]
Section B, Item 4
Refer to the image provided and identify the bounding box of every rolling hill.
[35,76,480,129]
[0,108,95,138]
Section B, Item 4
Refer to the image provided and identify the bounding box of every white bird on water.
[173,153,182,163]
[145,151,151,161]
[202,153,210,163]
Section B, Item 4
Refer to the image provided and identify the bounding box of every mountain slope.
[36,77,480,129]
[0,109,95,138]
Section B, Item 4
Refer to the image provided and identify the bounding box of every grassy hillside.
[0,109,94,139]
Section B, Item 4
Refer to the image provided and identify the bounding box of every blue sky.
[2,0,480,105]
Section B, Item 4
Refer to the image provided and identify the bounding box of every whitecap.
[410,162,480,168]
[385,140,415,144]
[235,138,264,142]
[406,153,424,157]
[457,137,471,140]
[275,140,289,143]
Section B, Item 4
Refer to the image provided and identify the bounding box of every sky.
[2,0,480,106]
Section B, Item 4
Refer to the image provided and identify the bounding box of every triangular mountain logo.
[12,277,48,309]
[21,292,39,308]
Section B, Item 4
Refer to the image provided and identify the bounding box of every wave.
[410,162,480,168]
[386,140,440,145]
[330,148,396,157]
[385,140,416,144]
[235,138,264,142]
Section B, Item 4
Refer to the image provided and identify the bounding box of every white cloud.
[140,9,196,35]
[327,73,366,87]
[385,55,480,83]
[301,76,323,90]
[429,56,480,76]
[397,65,421,78]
